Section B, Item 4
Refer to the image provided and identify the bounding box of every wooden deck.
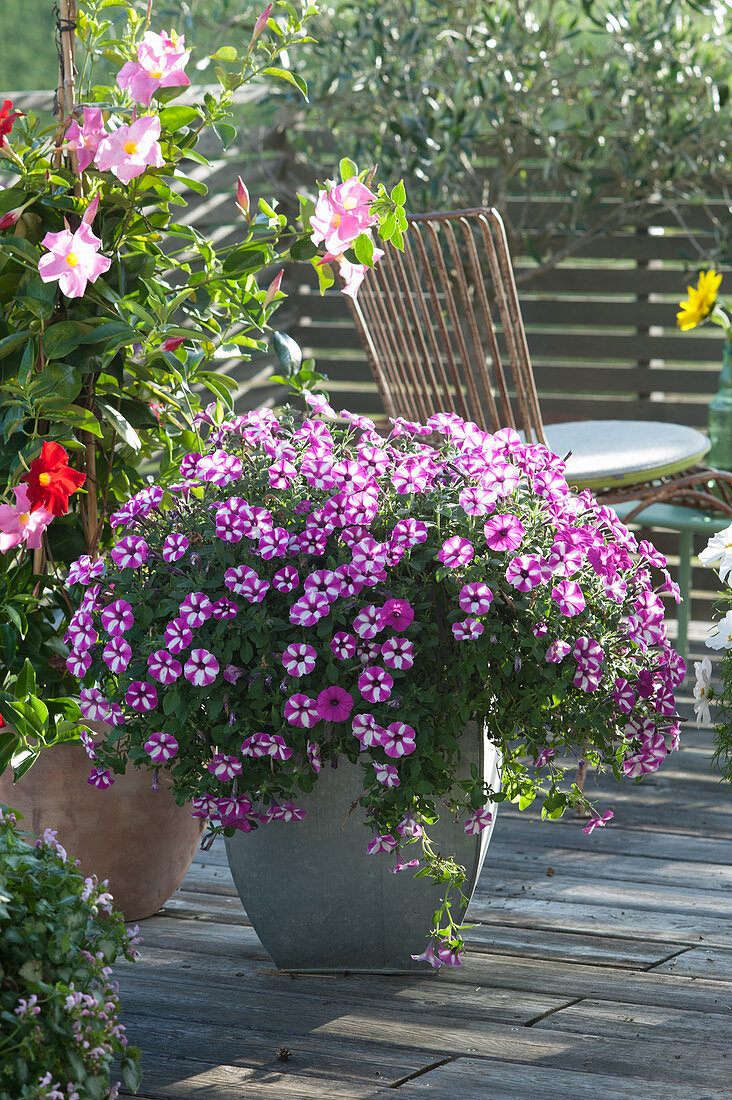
[117,651,732,1100]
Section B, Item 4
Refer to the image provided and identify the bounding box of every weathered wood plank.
[651,946,732,982]
[370,1057,732,1099]
[533,996,732,1041]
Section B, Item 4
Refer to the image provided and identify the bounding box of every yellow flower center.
[38,472,51,486]
[150,69,163,79]
[124,140,138,155]
[344,197,357,210]
[18,511,29,525]
[65,252,79,267]
[332,214,341,226]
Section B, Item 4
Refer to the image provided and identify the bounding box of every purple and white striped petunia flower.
[224,565,260,594]
[459,486,497,516]
[330,631,358,660]
[613,677,636,714]
[79,687,112,722]
[374,761,400,787]
[545,639,572,663]
[380,636,414,670]
[66,650,92,677]
[307,740,323,772]
[162,533,189,562]
[464,807,494,835]
[125,681,158,712]
[452,617,484,641]
[272,565,300,593]
[380,720,417,758]
[284,693,320,728]
[282,643,317,677]
[352,712,386,749]
[259,526,290,559]
[102,636,132,673]
[67,555,106,586]
[505,554,550,592]
[147,649,183,684]
[438,535,474,568]
[207,753,243,780]
[304,569,345,602]
[484,513,525,553]
[353,605,385,639]
[289,591,330,626]
[366,833,398,854]
[581,809,614,834]
[88,768,114,789]
[183,649,220,687]
[551,579,586,617]
[100,599,134,636]
[179,592,214,627]
[110,535,149,569]
[212,597,238,620]
[358,666,393,703]
[164,618,193,654]
[458,582,494,615]
[144,731,179,764]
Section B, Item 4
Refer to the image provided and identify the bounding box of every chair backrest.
[347,207,548,446]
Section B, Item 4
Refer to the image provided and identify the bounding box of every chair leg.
[676,530,693,666]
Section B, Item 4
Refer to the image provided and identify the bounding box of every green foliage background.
[0,0,57,92]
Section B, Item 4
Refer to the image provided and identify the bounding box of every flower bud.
[236,176,250,219]
[263,269,283,308]
[0,207,21,230]
[251,4,273,47]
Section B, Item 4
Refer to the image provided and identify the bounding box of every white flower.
[706,610,732,651]
[699,523,732,582]
[693,656,712,727]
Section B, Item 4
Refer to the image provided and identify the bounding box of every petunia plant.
[0,0,406,697]
[67,399,684,965]
[690,521,732,781]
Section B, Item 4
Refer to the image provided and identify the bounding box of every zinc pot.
[225,720,499,972]
[0,740,203,921]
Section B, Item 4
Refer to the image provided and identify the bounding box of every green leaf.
[222,245,269,277]
[41,321,84,359]
[53,406,103,438]
[210,45,239,62]
[28,362,83,403]
[261,67,309,99]
[212,123,237,151]
[79,321,139,348]
[95,399,142,451]
[353,233,374,266]
[390,179,406,205]
[159,105,200,131]
[0,330,32,361]
[272,331,302,376]
[15,659,36,700]
[174,173,209,196]
[290,236,318,262]
[339,157,358,181]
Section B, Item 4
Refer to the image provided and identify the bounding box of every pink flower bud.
[236,176,250,218]
[82,193,100,225]
[0,208,21,230]
[264,269,283,307]
[251,4,273,46]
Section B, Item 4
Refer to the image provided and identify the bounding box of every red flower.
[0,100,23,140]
[23,442,86,516]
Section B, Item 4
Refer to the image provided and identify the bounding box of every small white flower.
[693,656,713,727]
[699,523,732,583]
[706,611,732,652]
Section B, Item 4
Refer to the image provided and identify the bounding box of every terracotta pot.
[0,741,203,921]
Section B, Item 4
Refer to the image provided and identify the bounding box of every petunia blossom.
[316,685,354,723]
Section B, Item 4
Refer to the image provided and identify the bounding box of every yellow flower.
[677,269,723,331]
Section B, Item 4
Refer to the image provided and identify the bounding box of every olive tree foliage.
[267,0,732,273]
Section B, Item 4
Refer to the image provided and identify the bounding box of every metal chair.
[346,208,732,658]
